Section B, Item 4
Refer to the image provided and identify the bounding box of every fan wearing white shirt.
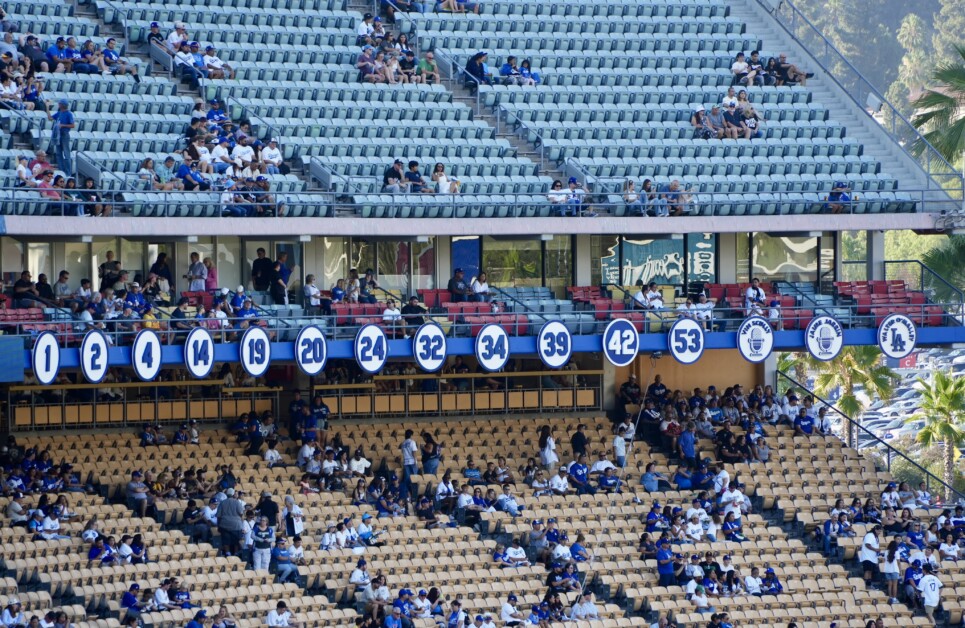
[744,567,763,596]
[917,564,943,623]
[264,439,285,468]
[261,138,283,174]
[202,45,234,79]
[302,274,322,315]
[685,515,705,542]
[266,601,301,627]
[381,299,403,336]
[571,593,600,620]
[500,594,525,626]
[589,451,617,476]
[548,468,571,495]
[230,136,255,170]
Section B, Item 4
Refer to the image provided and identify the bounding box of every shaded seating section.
[13,405,952,627]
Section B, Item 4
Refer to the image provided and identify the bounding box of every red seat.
[624,311,645,332]
[924,305,944,327]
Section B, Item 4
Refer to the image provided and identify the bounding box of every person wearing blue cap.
[185,609,207,628]
[656,539,676,586]
[203,44,234,79]
[824,180,852,214]
[391,589,414,628]
[761,567,783,595]
[146,22,164,47]
[500,594,524,626]
[45,99,75,177]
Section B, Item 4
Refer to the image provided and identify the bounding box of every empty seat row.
[216,81,451,104]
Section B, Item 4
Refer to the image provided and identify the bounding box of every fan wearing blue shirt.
[761,568,783,594]
[656,540,676,586]
[207,99,229,123]
[793,409,814,436]
[903,560,924,604]
[120,583,141,618]
[568,454,595,495]
[678,424,697,468]
[186,610,207,628]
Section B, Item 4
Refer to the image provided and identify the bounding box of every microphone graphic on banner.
[749,326,764,355]
[818,324,834,355]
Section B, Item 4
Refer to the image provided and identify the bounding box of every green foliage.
[911,45,965,164]
[909,372,965,498]
[931,0,965,63]
[921,236,965,300]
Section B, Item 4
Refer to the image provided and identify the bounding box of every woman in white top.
[471,272,490,302]
[685,514,705,543]
[571,594,600,620]
[721,86,738,108]
[346,270,361,303]
[547,179,568,204]
[283,495,305,536]
[880,540,901,603]
[431,162,459,194]
[939,534,959,560]
[691,585,713,613]
[538,426,559,471]
[644,282,664,309]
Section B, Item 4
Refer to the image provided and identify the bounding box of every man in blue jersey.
[102,38,139,82]
[656,540,676,586]
[793,408,814,437]
[568,454,595,495]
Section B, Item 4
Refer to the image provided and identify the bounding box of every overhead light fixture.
[80,236,93,243]
[299,235,312,242]
[540,234,554,241]
[186,236,198,243]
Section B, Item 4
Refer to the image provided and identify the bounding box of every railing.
[885,259,965,303]
[764,0,965,203]
[432,48,483,115]
[313,371,604,418]
[7,383,278,432]
[0,184,952,218]
[840,260,867,283]
[6,298,962,346]
[776,370,965,504]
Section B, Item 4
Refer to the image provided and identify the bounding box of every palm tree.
[922,236,965,302]
[908,371,965,501]
[910,44,965,167]
[806,346,897,448]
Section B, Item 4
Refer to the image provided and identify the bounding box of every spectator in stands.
[431,162,459,194]
[859,524,882,588]
[774,54,812,86]
[202,45,233,79]
[538,425,560,471]
[412,50,440,84]
[691,106,715,140]
[44,99,75,176]
[918,564,942,623]
[103,38,139,82]
[165,22,188,53]
[698,104,725,140]
[723,103,749,140]
[469,271,491,302]
[446,268,470,302]
[742,107,763,139]
[465,52,492,86]
[176,156,210,191]
[730,52,752,86]
[824,181,852,214]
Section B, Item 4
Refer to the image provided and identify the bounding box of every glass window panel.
[593,235,620,286]
[618,236,686,287]
[321,237,348,290]
[1,238,23,285]
[451,236,480,284]
[350,240,377,279]
[120,239,145,284]
[751,234,817,282]
[377,241,409,297]
[543,236,573,297]
[216,237,242,293]
[63,243,90,289]
[244,240,271,290]
[736,233,751,283]
[411,238,436,291]
[482,238,541,288]
[27,242,50,279]
[274,241,301,294]
[687,233,717,285]
[92,237,117,291]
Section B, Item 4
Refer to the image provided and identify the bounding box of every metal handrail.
[763,0,965,201]
[776,369,965,504]
[0,186,954,218]
[489,285,547,322]
[433,48,483,115]
[884,259,965,307]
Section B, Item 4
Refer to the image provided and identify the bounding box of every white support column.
[436,236,452,288]
[574,234,592,286]
[717,233,738,283]
[866,230,885,281]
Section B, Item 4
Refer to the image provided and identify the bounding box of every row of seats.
[416,16,745,35]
